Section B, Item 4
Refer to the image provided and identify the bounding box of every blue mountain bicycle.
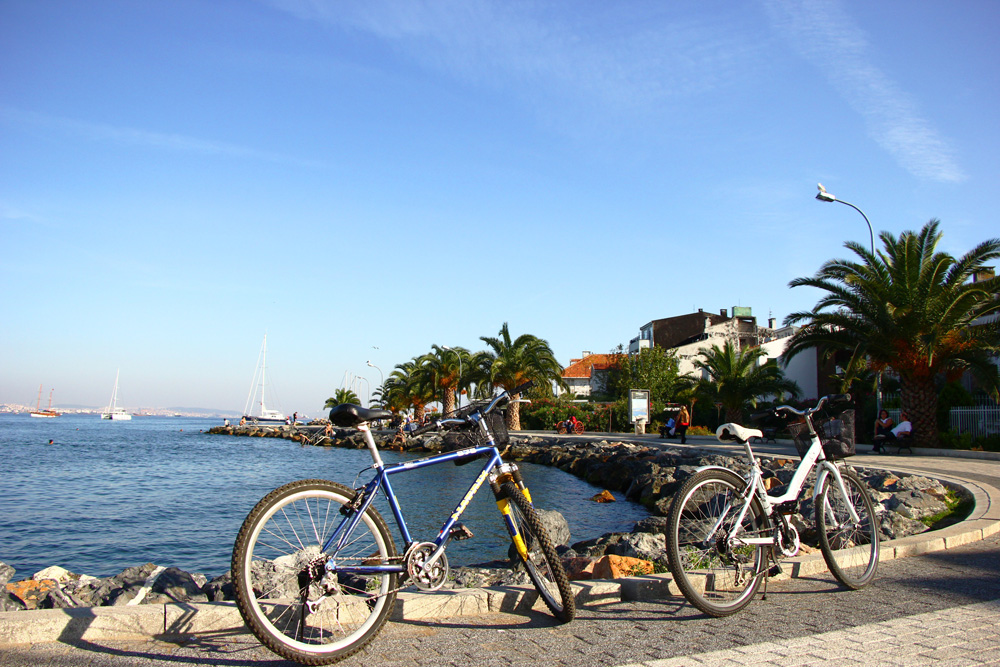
[231,380,574,665]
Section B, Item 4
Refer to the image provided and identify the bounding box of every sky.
[2,0,998,415]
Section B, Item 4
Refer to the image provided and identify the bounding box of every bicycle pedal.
[449,523,474,541]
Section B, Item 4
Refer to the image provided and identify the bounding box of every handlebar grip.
[828,393,852,403]
[409,422,437,437]
[511,380,535,396]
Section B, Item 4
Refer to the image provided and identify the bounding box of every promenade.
[3,435,999,666]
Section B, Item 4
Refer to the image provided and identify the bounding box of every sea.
[0,414,649,581]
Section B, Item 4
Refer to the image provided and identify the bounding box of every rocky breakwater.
[501,437,969,577]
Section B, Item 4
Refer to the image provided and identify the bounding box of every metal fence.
[950,407,1000,439]
[884,407,1000,440]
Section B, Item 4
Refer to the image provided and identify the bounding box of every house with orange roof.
[560,352,623,397]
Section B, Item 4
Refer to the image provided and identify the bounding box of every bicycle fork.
[490,463,532,560]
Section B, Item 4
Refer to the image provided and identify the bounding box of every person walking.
[676,406,690,444]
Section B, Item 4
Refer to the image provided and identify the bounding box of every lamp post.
[815,184,874,254]
[441,346,463,410]
[354,375,370,407]
[366,360,383,386]
[814,184,881,415]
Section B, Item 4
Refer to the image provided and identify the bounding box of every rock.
[886,490,948,521]
[32,565,77,583]
[590,490,616,503]
[592,555,653,579]
[604,532,668,565]
[5,579,57,610]
[0,562,15,587]
[632,516,669,535]
[536,509,571,547]
[562,557,597,580]
[203,573,234,602]
[146,567,209,604]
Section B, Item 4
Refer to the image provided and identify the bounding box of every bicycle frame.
[702,415,861,550]
[319,422,524,577]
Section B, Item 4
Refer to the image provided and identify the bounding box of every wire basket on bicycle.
[442,400,510,449]
[788,409,856,459]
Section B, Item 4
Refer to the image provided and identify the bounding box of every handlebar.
[750,393,852,423]
[405,380,535,437]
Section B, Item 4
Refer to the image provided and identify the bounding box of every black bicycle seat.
[329,404,393,427]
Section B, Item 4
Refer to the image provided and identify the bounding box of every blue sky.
[2,0,998,415]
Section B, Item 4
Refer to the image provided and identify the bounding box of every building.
[560,353,621,398]
[628,306,821,400]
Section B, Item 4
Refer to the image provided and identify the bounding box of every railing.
[885,407,1000,441]
[950,407,1000,440]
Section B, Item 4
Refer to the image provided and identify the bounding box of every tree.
[479,323,565,430]
[605,347,690,403]
[782,220,1000,447]
[388,358,435,421]
[324,388,360,409]
[694,341,801,423]
[417,345,468,416]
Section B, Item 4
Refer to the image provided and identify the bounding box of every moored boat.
[30,385,61,418]
[101,370,132,421]
[242,334,286,424]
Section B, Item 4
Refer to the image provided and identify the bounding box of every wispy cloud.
[266,0,754,117]
[0,106,324,168]
[763,0,964,183]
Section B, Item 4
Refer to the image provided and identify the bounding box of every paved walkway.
[3,437,999,666]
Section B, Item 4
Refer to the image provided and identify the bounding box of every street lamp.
[814,183,881,414]
[366,360,384,386]
[815,184,874,254]
[441,346,463,410]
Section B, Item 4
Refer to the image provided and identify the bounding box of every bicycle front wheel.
[497,481,575,622]
[816,466,880,589]
[665,469,768,617]
[232,479,398,665]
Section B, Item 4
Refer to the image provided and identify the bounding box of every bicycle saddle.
[329,403,393,427]
[716,423,763,443]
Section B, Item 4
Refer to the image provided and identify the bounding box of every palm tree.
[782,220,1000,447]
[324,388,360,409]
[479,323,564,430]
[417,345,467,416]
[694,341,801,423]
[389,358,435,422]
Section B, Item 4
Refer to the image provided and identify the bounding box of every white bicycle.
[665,394,880,617]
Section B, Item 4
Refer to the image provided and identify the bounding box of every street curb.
[3,479,998,647]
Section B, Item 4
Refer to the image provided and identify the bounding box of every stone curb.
[3,478,998,647]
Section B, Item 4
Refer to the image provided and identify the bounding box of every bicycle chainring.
[405,542,449,591]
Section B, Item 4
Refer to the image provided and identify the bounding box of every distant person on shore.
[293,412,298,423]
[676,406,690,444]
[239,416,246,427]
[224,419,230,427]
[660,415,676,439]
[873,410,912,453]
[48,439,54,445]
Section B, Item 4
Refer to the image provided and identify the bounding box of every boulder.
[203,573,234,602]
[536,509,571,547]
[592,555,653,579]
[5,579,57,610]
[604,532,668,565]
[562,557,597,581]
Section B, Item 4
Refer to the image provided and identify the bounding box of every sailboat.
[101,370,132,420]
[30,385,61,418]
[243,334,286,424]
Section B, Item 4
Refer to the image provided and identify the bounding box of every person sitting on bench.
[873,411,911,453]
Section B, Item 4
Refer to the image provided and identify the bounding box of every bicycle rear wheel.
[232,479,398,665]
[816,466,880,589]
[497,481,575,622]
[665,469,768,617]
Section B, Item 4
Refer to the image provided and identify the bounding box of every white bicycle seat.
[716,423,763,443]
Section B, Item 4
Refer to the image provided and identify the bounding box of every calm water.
[0,414,647,580]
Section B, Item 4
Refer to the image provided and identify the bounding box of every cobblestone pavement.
[4,530,998,667]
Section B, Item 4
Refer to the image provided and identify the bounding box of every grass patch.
[921,489,974,530]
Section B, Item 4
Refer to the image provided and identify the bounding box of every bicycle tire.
[816,466,880,589]
[665,469,768,617]
[232,479,398,665]
[497,481,575,622]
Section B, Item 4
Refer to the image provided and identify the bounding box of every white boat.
[242,334,286,424]
[101,370,132,420]
[30,385,61,418]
